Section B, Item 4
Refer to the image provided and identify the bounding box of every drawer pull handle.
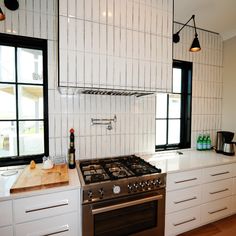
[210,188,229,195]
[175,178,197,184]
[210,171,229,177]
[173,217,196,226]
[28,224,69,236]
[174,196,197,204]
[25,200,69,213]
[208,207,228,215]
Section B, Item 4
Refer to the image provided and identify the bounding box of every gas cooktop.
[79,155,162,184]
[77,155,165,203]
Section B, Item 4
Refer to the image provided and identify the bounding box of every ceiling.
[174,0,236,41]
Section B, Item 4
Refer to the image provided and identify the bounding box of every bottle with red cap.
[68,128,75,169]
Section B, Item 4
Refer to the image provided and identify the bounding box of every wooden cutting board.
[10,164,69,194]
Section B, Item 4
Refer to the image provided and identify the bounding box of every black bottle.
[68,128,76,169]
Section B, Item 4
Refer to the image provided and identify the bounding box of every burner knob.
[127,184,133,192]
[139,182,145,188]
[113,185,121,194]
[145,180,150,187]
[88,190,93,200]
[135,182,140,191]
[98,188,104,198]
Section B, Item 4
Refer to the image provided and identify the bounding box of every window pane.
[156,93,167,118]
[168,119,180,144]
[0,46,15,82]
[173,68,181,93]
[17,48,43,84]
[0,84,16,119]
[169,94,181,118]
[156,120,167,145]
[18,85,43,119]
[19,121,44,155]
[0,121,17,157]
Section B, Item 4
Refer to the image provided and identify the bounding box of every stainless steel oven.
[77,155,166,236]
[82,189,165,236]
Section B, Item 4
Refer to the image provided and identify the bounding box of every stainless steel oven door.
[82,189,165,236]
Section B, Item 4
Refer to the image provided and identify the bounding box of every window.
[0,33,48,166]
[155,60,192,151]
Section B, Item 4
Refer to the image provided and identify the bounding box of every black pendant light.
[4,0,19,11]
[173,15,201,52]
[0,7,5,21]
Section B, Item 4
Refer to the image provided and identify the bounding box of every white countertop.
[0,165,81,202]
[140,149,236,174]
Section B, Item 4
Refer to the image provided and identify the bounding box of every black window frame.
[0,33,49,167]
[155,60,192,151]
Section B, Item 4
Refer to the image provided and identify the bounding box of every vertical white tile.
[85,0,92,20]
[68,0,76,18]
[93,0,100,22]
[100,0,107,24]
[114,0,121,27]
[100,24,107,54]
[107,0,114,25]
[84,53,92,85]
[120,0,127,28]
[68,18,76,50]
[126,0,133,29]
[59,0,68,16]
[85,21,92,52]
[76,0,84,19]
[107,25,114,55]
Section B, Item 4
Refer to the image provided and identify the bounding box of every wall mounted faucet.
[91,115,117,130]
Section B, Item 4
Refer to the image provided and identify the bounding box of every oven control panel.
[82,174,166,203]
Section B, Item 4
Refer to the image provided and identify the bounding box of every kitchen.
[0,0,236,235]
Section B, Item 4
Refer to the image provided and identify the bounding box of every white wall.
[173,23,223,147]
[222,36,236,139]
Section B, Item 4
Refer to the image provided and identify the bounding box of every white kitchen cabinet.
[165,162,236,236]
[166,185,202,214]
[0,200,12,227]
[58,0,173,93]
[13,189,78,224]
[10,188,81,236]
[15,212,77,236]
[0,226,13,236]
[165,206,201,236]
[201,178,232,203]
[200,196,232,224]
[202,164,233,183]
[166,169,202,191]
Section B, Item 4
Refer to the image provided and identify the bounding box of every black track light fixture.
[4,0,19,11]
[0,7,5,21]
[173,15,201,52]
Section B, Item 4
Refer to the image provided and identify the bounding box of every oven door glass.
[93,195,160,236]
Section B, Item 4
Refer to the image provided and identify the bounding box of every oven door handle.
[92,194,163,215]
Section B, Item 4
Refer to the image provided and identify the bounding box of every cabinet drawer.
[202,164,232,183]
[0,226,13,236]
[167,169,202,191]
[0,200,12,227]
[14,189,78,224]
[166,186,202,214]
[165,206,200,236]
[202,178,232,203]
[15,212,77,236]
[200,196,231,224]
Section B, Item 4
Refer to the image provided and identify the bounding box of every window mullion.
[166,94,169,146]
[14,47,20,157]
